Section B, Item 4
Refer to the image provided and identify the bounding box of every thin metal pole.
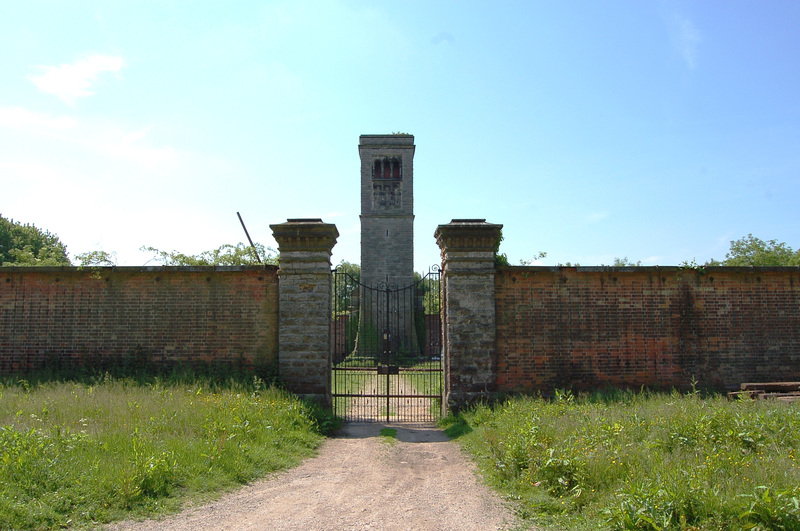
[236,212,262,264]
[385,283,390,423]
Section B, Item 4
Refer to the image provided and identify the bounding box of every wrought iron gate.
[332,266,442,422]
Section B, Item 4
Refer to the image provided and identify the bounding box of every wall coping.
[498,265,800,273]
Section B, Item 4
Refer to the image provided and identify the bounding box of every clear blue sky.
[2,1,799,270]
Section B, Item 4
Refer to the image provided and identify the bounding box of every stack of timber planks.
[728,382,800,402]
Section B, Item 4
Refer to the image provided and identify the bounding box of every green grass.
[379,427,398,445]
[0,374,335,529]
[443,390,800,530]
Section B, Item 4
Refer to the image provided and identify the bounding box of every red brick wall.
[495,267,800,394]
[0,266,279,374]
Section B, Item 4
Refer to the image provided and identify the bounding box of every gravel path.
[109,423,521,530]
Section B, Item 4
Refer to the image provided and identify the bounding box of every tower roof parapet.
[359,134,415,147]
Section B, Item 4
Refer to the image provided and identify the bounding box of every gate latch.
[377,365,400,375]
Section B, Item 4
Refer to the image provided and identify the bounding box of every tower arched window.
[372,157,402,179]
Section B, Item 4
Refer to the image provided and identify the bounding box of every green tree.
[141,242,277,266]
[0,214,70,266]
[709,234,800,266]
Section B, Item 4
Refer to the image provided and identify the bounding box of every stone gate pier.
[271,219,338,404]
[435,219,503,409]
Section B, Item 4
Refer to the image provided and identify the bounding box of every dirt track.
[110,423,520,530]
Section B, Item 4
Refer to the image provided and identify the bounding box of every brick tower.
[359,134,415,290]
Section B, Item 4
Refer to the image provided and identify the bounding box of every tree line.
[0,214,275,267]
[2,214,799,268]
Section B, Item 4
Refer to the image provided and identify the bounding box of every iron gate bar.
[331,265,442,423]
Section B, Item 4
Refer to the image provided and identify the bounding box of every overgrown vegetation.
[443,390,800,530]
[609,257,642,267]
[0,374,336,529]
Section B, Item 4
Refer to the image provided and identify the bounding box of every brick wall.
[495,266,800,394]
[0,266,278,374]
[7,261,799,399]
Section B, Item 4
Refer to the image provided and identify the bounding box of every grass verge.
[379,428,398,445]
[442,389,800,530]
[0,374,336,529]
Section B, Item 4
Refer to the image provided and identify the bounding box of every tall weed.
[0,376,330,529]
[446,391,800,530]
